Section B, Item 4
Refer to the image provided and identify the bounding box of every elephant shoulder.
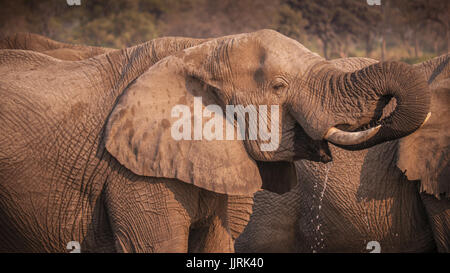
[0,49,61,71]
[0,32,114,60]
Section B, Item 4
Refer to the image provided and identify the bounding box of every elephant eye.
[272,79,287,91]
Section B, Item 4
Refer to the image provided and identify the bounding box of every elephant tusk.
[419,112,431,129]
[324,112,430,146]
[323,125,381,146]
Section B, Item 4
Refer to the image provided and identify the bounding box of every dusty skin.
[0,31,431,252]
[236,54,450,253]
[0,32,114,60]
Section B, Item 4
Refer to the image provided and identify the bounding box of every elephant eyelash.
[271,77,288,90]
[272,77,288,91]
[272,82,286,90]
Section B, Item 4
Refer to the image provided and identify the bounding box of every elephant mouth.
[291,98,399,162]
[322,97,432,148]
[289,93,430,163]
[324,111,431,148]
[323,99,391,147]
[292,123,332,163]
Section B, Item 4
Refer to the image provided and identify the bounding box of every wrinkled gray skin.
[0,30,430,252]
[236,54,450,253]
[0,32,114,60]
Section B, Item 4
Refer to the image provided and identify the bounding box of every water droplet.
[310,162,333,253]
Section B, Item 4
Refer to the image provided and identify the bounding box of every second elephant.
[236,54,450,253]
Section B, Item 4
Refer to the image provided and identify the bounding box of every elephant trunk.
[296,61,431,150]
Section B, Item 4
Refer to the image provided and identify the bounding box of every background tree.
[0,0,447,62]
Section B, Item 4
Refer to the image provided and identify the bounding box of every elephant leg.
[235,190,298,253]
[188,193,234,253]
[188,214,234,253]
[104,177,196,253]
[420,193,450,252]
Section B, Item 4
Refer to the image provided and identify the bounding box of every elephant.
[235,53,449,253]
[0,29,431,252]
[0,32,114,60]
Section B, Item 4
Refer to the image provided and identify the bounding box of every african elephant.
[0,32,114,60]
[235,54,449,253]
[0,30,431,252]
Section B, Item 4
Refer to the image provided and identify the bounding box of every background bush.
[0,0,448,62]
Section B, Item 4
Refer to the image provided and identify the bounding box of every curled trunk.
[301,61,431,150]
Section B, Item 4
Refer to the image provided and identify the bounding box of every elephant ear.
[396,85,450,199]
[103,42,262,196]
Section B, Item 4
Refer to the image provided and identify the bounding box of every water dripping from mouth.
[311,161,333,253]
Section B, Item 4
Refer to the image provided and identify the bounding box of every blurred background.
[0,0,448,63]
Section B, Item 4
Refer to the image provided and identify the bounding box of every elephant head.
[103,30,431,196]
